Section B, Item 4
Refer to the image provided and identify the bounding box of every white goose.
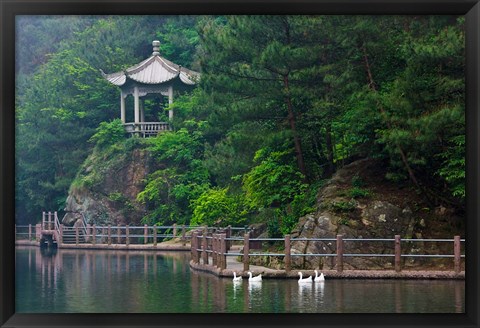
[298,272,313,283]
[314,270,325,282]
[248,271,262,282]
[233,272,242,282]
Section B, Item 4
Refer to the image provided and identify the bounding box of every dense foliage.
[16,15,465,230]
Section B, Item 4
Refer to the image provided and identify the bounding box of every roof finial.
[152,40,160,56]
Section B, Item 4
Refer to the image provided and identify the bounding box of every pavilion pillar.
[120,92,126,123]
[134,86,140,126]
[168,86,174,121]
[140,100,145,123]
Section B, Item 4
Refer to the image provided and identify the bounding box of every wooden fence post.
[92,225,96,245]
[108,225,112,245]
[213,234,218,267]
[226,225,231,250]
[153,226,157,246]
[220,233,227,270]
[117,226,121,244]
[336,234,343,273]
[86,224,91,242]
[126,225,130,246]
[454,235,461,273]
[48,211,52,230]
[173,223,177,237]
[202,230,208,265]
[59,224,63,244]
[243,233,250,272]
[42,212,45,230]
[191,231,197,262]
[285,234,291,272]
[28,224,32,241]
[144,224,148,244]
[395,235,401,272]
[75,225,79,246]
[101,227,106,244]
[182,225,186,246]
[196,231,202,263]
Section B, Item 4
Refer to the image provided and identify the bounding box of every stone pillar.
[168,85,174,121]
[134,87,140,125]
[120,92,126,123]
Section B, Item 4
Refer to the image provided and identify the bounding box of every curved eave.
[101,69,127,86]
[101,55,200,87]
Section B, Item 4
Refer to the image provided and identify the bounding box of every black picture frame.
[1,1,479,327]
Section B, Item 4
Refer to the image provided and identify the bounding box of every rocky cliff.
[251,158,464,270]
[63,139,152,226]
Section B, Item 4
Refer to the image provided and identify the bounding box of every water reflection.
[16,246,465,313]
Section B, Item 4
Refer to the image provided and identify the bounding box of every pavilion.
[101,40,200,137]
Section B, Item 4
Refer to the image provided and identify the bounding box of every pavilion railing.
[124,122,171,137]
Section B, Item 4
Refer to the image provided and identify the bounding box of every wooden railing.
[16,219,249,247]
[124,122,171,137]
[190,233,466,274]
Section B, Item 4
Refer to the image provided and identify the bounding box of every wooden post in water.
[144,224,148,244]
[91,225,96,245]
[220,233,227,270]
[336,234,343,273]
[394,235,401,272]
[285,234,291,272]
[202,230,208,265]
[454,235,461,273]
[153,226,157,246]
[243,233,250,272]
[181,225,186,246]
[126,225,130,246]
[108,225,112,245]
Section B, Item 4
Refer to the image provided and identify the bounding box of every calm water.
[15,246,465,313]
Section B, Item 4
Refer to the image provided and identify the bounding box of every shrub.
[89,119,125,148]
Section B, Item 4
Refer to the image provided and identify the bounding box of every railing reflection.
[17,247,464,313]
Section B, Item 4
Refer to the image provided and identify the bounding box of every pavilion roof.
[101,41,200,87]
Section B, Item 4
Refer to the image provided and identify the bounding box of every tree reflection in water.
[16,247,465,313]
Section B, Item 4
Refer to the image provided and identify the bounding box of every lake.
[15,246,464,313]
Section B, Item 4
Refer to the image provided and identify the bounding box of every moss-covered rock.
[63,139,153,226]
